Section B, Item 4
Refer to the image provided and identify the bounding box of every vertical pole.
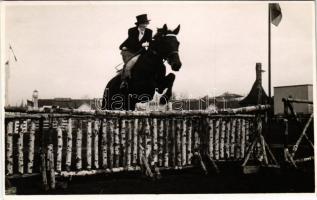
[132,118,138,166]
[66,118,72,171]
[268,4,272,98]
[158,119,164,167]
[102,119,108,169]
[114,119,120,168]
[39,117,48,191]
[17,120,24,174]
[186,118,192,165]
[27,121,36,174]
[163,119,169,167]
[181,119,187,166]
[87,120,92,170]
[230,119,236,159]
[56,121,63,172]
[76,120,82,170]
[93,120,99,169]
[283,119,289,163]
[153,118,158,166]
[6,121,14,175]
[127,119,132,168]
[108,119,114,170]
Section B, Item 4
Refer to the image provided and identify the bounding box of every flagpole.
[268,4,272,99]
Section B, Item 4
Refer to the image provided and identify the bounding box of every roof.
[27,98,99,110]
[239,79,271,106]
[274,84,313,88]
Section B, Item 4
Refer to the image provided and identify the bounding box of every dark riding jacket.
[119,27,153,54]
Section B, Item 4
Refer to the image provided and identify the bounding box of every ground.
[8,162,314,195]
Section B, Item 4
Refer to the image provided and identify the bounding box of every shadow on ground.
[9,162,315,195]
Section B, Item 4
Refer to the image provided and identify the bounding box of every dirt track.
[9,163,314,195]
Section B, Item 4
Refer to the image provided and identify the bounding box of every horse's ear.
[162,24,168,33]
[173,25,180,35]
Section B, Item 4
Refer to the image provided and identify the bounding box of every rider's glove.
[142,42,149,47]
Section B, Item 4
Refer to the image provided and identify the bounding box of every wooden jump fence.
[5,105,275,190]
[282,97,314,168]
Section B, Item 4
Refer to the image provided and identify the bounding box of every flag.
[9,45,18,62]
[270,3,282,26]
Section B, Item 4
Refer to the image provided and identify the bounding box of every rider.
[119,14,153,90]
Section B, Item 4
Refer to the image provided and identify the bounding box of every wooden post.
[170,118,176,167]
[291,113,314,157]
[225,119,231,159]
[230,119,236,159]
[56,121,63,172]
[66,118,73,171]
[114,118,120,168]
[261,135,269,165]
[144,118,151,161]
[175,119,182,167]
[220,119,225,159]
[152,118,158,166]
[138,119,143,166]
[108,119,114,169]
[27,121,36,173]
[132,118,138,166]
[86,120,92,170]
[245,120,250,148]
[126,119,132,167]
[208,118,214,159]
[194,152,207,175]
[76,120,82,170]
[242,115,262,167]
[181,119,187,166]
[241,119,246,158]
[6,121,14,175]
[235,119,241,159]
[163,119,169,167]
[283,119,288,163]
[120,119,126,167]
[47,144,55,189]
[193,118,200,155]
[206,153,220,174]
[102,119,108,169]
[17,120,25,174]
[158,119,164,167]
[93,120,99,169]
[140,154,154,179]
[214,119,220,160]
[118,119,123,167]
[187,119,192,164]
[39,117,49,191]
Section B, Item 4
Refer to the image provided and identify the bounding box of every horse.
[101,24,182,111]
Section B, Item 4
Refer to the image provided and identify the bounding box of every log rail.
[4,105,270,189]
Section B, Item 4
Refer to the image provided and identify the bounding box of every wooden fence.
[5,105,276,190]
[5,110,262,176]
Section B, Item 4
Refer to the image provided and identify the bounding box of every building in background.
[27,90,99,111]
[239,63,270,107]
[274,84,313,115]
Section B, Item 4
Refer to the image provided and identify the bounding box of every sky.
[2,1,315,105]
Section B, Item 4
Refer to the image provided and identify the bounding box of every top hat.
[135,14,150,25]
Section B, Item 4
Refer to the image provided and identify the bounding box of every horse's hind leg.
[157,73,175,105]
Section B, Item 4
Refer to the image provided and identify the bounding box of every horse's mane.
[153,24,179,40]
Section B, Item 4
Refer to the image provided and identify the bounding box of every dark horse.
[101,24,182,110]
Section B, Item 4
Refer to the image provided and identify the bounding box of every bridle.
[151,34,179,60]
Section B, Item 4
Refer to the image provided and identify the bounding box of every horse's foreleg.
[157,73,175,105]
